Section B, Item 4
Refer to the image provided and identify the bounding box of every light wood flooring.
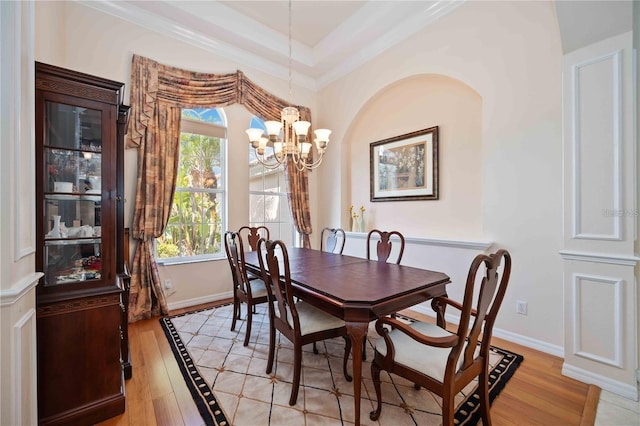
[98,300,599,426]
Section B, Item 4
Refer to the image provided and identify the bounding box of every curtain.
[126,54,315,320]
[285,108,313,248]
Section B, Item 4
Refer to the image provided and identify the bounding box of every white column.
[561,31,639,400]
[0,1,40,425]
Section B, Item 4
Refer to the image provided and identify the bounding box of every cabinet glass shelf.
[45,237,101,245]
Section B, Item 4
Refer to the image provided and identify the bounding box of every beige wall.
[32,0,624,358]
[317,1,565,347]
[345,74,483,238]
[33,2,317,307]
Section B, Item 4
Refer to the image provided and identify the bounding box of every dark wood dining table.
[243,247,450,425]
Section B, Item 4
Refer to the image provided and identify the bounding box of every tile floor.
[596,388,640,425]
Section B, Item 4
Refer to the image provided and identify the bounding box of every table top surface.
[243,247,450,305]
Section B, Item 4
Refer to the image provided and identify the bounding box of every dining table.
[243,247,450,425]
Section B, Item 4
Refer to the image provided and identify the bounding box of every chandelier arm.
[254,149,285,170]
[300,151,325,170]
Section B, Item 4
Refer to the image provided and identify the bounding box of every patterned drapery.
[127,54,314,321]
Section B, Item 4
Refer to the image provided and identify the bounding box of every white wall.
[316,1,565,349]
[0,1,39,424]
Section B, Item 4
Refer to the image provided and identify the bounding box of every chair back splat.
[259,239,297,332]
[320,227,346,254]
[238,225,270,251]
[370,249,512,426]
[366,229,405,264]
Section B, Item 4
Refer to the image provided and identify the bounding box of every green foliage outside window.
[157,129,223,259]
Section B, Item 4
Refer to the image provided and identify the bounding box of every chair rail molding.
[559,250,640,266]
[344,231,492,251]
[0,273,42,307]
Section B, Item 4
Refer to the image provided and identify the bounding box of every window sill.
[157,255,225,266]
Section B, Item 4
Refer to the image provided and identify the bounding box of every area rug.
[160,303,523,426]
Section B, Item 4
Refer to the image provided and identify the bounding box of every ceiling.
[81,0,634,90]
[80,0,464,89]
[553,0,633,54]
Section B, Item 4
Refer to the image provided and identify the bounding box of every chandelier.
[245,0,331,171]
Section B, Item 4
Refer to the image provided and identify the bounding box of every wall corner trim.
[0,273,42,306]
[559,250,640,266]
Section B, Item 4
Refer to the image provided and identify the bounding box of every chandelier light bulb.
[292,120,311,137]
[246,128,264,148]
[264,121,283,138]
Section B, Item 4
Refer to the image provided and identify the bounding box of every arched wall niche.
[342,73,483,239]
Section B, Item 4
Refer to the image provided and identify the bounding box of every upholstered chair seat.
[247,278,269,299]
[374,321,465,383]
[275,300,346,336]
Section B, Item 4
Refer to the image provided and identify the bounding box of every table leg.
[346,321,368,426]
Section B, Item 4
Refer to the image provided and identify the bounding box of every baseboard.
[166,291,233,311]
[562,363,639,401]
[410,304,565,357]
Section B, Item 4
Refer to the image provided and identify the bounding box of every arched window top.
[182,107,227,127]
[249,116,267,131]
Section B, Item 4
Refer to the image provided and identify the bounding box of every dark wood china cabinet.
[35,62,131,425]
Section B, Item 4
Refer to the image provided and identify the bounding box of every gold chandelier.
[245,0,331,171]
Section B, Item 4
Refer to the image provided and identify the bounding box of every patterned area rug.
[160,303,523,426]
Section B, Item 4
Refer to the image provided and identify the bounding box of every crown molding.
[77,0,464,91]
[77,0,317,90]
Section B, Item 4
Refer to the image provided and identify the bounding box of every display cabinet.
[35,62,130,425]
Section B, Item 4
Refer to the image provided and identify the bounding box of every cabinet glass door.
[43,101,103,286]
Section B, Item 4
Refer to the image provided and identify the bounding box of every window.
[157,108,226,262]
[248,116,297,247]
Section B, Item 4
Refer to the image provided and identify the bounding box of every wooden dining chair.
[362,229,406,359]
[369,249,512,425]
[257,238,353,406]
[366,229,405,264]
[320,227,346,254]
[224,231,270,347]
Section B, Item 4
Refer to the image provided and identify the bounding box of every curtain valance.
[126,54,312,148]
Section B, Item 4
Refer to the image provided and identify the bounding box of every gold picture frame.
[370,126,439,202]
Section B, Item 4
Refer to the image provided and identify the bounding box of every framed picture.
[370,126,439,202]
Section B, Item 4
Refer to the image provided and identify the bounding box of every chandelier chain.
[244,0,331,171]
[288,0,292,105]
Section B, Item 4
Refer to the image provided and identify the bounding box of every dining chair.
[257,238,353,406]
[224,231,270,347]
[362,229,406,360]
[366,229,405,264]
[369,249,512,425]
[320,227,346,254]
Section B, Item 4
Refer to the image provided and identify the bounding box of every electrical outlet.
[516,300,528,315]
[164,279,173,290]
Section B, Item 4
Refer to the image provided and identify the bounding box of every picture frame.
[370,126,439,202]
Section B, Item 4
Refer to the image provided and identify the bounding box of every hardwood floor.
[98,301,599,426]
